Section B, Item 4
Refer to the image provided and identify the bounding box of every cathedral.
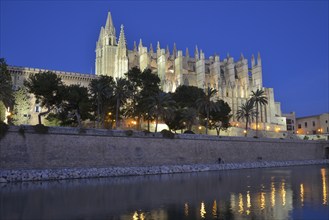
[5,11,286,133]
[95,12,286,131]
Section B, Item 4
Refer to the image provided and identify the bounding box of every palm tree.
[250,89,268,134]
[147,92,176,132]
[196,87,219,134]
[89,76,114,128]
[236,99,256,137]
[181,107,198,131]
[113,78,131,129]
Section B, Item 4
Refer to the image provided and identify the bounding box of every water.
[1,165,328,220]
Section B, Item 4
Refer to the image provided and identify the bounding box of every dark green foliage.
[89,75,115,128]
[12,87,31,125]
[161,129,175,139]
[184,130,195,134]
[0,101,6,122]
[125,130,133,137]
[79,128,87,134]
[196,87,219,134]
[164,109,185,133]
[0,58,14,109]
[24,71,64,124]
[143,129,151,135]
[33,124,48,134]
[0,121,9,140]
[250,89,268,135]
[147,92,176,132]
[180,107,198,131]
[172,85,205,108]
[236,99,256,136]
[114,78,131,129]
[204,100,232,136]
[303,136,309,140]
[124,68,161,131]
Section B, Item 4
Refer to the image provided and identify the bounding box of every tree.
[164,109,185,133]
[172,85,205,109]
[236,99,256,136]
[113,78,131,129]
[12,87,31,125]
[60,85,91,127]
[139,69,161,131]
[196,87,219,134]
[147,92,176,132]
[89,75,115,128]
[250,89,268,134]
[24,71,64,125]
[0,58,14,121]
[180,107,198,131]
[207,100,232,136]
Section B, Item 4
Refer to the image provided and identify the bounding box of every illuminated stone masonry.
[8,11,286,131]
[8,66,96,125]
[95,12,286,131]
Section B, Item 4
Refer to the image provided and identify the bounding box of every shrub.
[18,125,25,138]
[161,129,175,139]
[143,130,151,136]
[79,128,87,134]
[253,136,258,138]
[125,130,133,137]
[184,130,195,134]
[33,124,49,134]
[0,122,9,140]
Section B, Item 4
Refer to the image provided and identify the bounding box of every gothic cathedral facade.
[95,12,286,131]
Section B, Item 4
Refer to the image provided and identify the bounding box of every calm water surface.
[1,165,328,220]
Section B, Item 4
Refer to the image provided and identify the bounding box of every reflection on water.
[1,165,328,220]
[321,168,327,205]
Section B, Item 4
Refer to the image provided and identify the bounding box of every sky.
[0,0,328,117]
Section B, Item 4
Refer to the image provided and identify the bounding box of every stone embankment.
[1,160,329,183]
[0,126,328,182]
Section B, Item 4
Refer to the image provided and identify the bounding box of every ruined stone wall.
[0,126,327,170]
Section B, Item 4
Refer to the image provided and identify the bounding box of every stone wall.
[1,126,328,170]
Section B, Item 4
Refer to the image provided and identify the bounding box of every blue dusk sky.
[0,0,328,117]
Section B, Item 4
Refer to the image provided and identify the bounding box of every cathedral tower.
[95,12,118,76]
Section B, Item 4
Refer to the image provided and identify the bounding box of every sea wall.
[1,126,328,170]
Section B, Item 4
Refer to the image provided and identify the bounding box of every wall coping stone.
[8,125,329,144]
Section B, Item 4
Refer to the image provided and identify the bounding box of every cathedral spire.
[194,45,199,61]
[104,11,117,45]
[186,48,189,58]
[105,12,115,35]
[139,39,143,48]
[166,45,170,56]
[133,41,137,52]
[173,43,177,58]
[157,41,161,57]
[150,43,154,54]
[240,53,244,61]
[117,25,126,47]
[257,51,262,66]
[251,54,255,67]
